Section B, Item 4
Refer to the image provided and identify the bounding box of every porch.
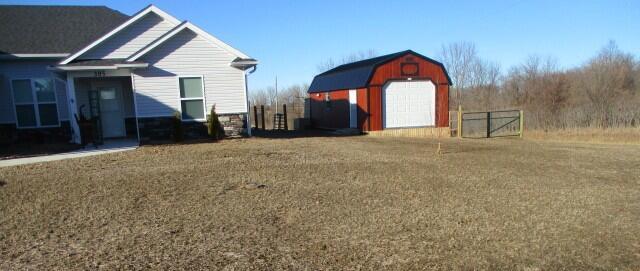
[50,60,147,145]
[73,76,138,145]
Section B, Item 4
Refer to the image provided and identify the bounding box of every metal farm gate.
[451,109,523,138]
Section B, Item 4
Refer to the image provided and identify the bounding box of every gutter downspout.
[244,65,257,137]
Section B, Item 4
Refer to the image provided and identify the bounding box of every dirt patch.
[0,136,639,270]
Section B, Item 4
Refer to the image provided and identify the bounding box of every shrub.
[208,105,224,140]
[172,111,183,142]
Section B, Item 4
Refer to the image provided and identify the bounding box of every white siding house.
[80,13,177,60]
[133,30,246,117]
[0,5,256,145]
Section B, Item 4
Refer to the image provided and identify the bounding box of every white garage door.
[383,80,436,128]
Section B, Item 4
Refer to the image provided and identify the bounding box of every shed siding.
[132,29,246,118]
[309,90,350,129]
[436,83,450,127]
[80,13,176,60]
[0,60,69,124]
[356,88,369,130]
[367,53,450,130]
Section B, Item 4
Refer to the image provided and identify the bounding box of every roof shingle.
[0,5,129,55]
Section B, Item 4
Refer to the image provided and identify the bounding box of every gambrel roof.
[308,50,451,93]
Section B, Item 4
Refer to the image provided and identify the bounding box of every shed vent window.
[11,78,59,128]
[179,76,205,121]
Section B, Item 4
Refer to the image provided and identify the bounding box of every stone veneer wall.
[137,113,247,143]
[0,121,72,144]
[217,114,246,137]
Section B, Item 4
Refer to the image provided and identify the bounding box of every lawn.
[1,135,639,270]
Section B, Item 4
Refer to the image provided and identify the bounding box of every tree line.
[440,40,639,129]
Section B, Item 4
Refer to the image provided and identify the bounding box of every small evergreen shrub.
[172,111,183,142]
[208,105,223,140]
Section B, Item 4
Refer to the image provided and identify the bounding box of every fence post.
[283,104,288,130]
[486,111,491,138]
[253,105,258,130]
[457,105,462,138]
[260,105,265,131]
[519,110,524,138]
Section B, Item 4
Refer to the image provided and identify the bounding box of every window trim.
[177,75,207,122]
[10,77,61,129]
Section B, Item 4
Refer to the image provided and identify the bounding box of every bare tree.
[575,40,636,127]
[471,59,501,110]
[249,88,269,107]
[501,55,570,128]
[438,41,479,108]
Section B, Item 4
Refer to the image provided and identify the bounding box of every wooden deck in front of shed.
[365,127,450,138]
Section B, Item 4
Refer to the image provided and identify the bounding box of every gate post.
[253,105,259,130]
[486,111,491,138]
[260,105,265,131]
[283,104,288,130]
[519,110,524,138]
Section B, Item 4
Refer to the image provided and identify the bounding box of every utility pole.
[275,76,278,114]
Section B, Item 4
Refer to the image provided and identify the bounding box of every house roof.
[61,5,254,65]
[64,59,146,66]
[60,5,181,64]
[0,5,129,55]
[308,50,452,93]
[126,20,252,62]
[50,59,148,71]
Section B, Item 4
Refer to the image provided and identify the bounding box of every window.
[179,76,205,121]
[11,78,59,128]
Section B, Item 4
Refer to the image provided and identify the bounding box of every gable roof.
[60,5,180,64]
[127,20,251,61]
[0,5,128,55]
[308,50,452,93]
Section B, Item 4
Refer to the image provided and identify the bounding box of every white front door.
[382,80,436,128]
[349,89,357,128]
[98,87,125,138]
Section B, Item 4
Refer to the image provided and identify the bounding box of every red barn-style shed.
[308,50,452,131]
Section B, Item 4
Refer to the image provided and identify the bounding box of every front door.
[98,87,125,138]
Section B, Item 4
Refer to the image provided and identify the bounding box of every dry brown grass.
[1,136,639,270]
[525,127,640,144]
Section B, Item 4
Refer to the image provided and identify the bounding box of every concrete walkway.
[0,139,139,168]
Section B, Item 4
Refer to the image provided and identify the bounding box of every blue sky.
[4,0,639,92]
